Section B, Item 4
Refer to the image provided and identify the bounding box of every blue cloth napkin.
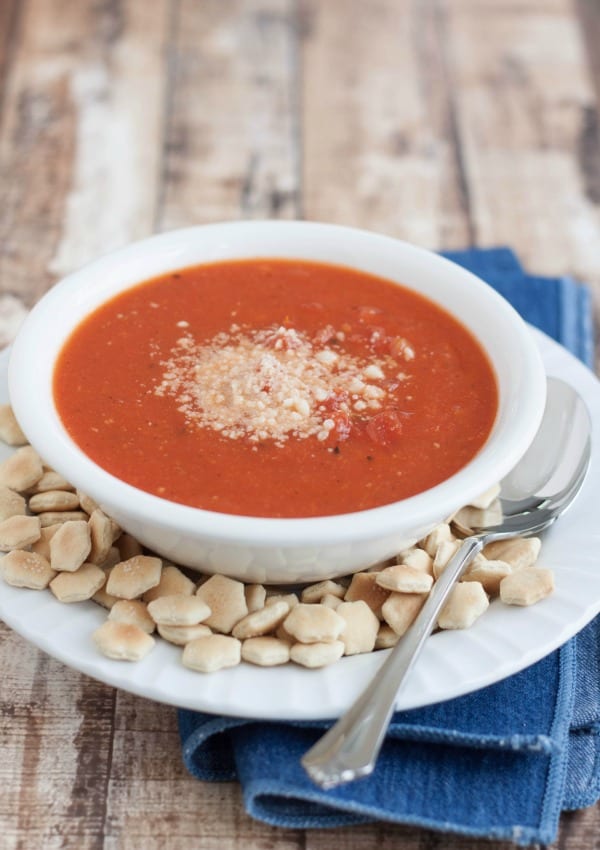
[178,248,599,845]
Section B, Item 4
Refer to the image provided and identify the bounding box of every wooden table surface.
[1,1,599,848]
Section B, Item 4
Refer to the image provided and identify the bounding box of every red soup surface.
[53,259,498,518]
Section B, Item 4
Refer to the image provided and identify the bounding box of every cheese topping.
[154,324,393,445]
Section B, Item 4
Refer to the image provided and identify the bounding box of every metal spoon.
[302,377,592,789]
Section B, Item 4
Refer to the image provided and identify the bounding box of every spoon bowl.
[302,377,592,789]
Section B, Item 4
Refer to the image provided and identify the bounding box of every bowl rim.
[8,220,547,547]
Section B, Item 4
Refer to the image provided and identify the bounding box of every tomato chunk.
[366,410,403,445]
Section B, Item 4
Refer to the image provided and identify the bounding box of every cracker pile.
[0,404,555,673]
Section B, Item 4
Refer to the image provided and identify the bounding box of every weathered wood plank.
[0,622,116,850]
[557,806,600,850]
[157,0,300,230]
[0,0,168,311]
[307,826,524,850]
[300,0,473,247]
[575,0,600,208]
[102,691,304,850]
[0,0,78,309]
[0,0,40,346]
[47,0,169,279]
[441,0,600,287]
[0,0,21,116]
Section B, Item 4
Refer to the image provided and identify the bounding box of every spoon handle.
[301,535,485,789]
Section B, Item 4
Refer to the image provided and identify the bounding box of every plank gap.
[152,0,182,232]
[0,0,24,125]
[429,0,477,246]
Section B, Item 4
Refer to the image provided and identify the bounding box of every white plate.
[1,329,599,720]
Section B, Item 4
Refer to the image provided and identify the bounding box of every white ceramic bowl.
[9,221,546,583]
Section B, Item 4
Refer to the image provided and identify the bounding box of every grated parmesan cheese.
[154,324,405,446]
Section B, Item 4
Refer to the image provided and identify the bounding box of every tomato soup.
[53,259,498,518]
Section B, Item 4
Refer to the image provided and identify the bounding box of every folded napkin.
[178,248,599,845]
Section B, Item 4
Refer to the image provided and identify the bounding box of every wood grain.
[0,0,168,310]
[0,0,77,308]
[442,0,600,288]
[0,621,116,850]
[157,0,300,230]
[301,0,476,246]
[105,693,304,850]
[0,0,599,848]
[45,0,169,278]
[302,0,600,285]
